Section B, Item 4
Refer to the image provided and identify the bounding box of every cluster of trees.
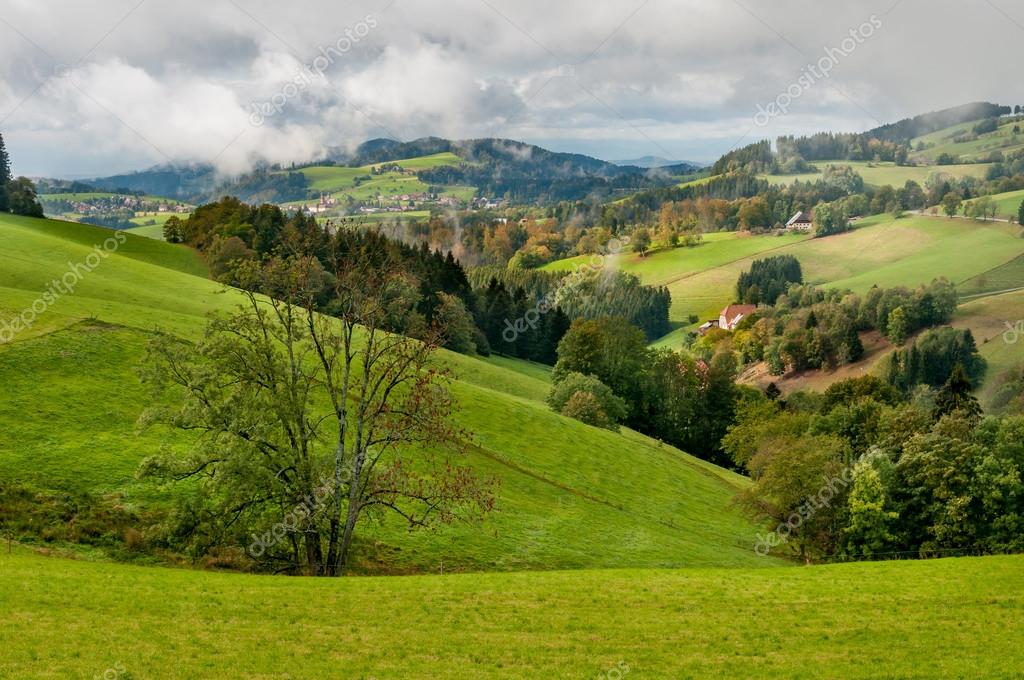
[473,277,570,363]
[885,327,986,393]
[0,131,43,217]
[718,278,958,375]
[167,197,498,356]
[554,269,670,340]
[212,168,309,204]
[711,141,775,174]
[550,317,738,465]
[990,363,1024,415]
[737,256,803,305]
[776,133,907,164]
[603,167,885,233]
[811,200,852,237]
[468,265,671,342]
[727,370,1024,561]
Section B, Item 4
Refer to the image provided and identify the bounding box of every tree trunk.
[336,501,360,575]
[304,528,324,576]
[334,447,365,575]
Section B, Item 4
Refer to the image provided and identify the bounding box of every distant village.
[294,192,506,217]
[41,193,190,216]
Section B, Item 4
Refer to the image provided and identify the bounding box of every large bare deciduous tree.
[140,252,493,575]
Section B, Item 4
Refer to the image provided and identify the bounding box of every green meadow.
[760,160,993,188]
[982,188,1024,220]
[0,213,770,573]
[954,288,1024,399]
[912,115,1024,163]
[553,215,1024,347]
[282,153,475,207]
[1,548,1021,679]
[2,207,1023,680]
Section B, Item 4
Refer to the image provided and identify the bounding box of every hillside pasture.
[124,223,167,240]
[760,160,993,189]
[911,115,1024,163]
[953,288,1024,403]
[985,188,1024,220]
[283,153,474,208]
[0,213,771,573]
[581,214,1024,347]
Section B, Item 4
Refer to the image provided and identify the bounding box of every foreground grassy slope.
[0,214,769,571]
[2,548,1021,679]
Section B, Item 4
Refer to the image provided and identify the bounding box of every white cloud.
[0,0,1021,176]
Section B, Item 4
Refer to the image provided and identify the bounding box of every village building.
[696,320,719,335]
[718,303,757,331]
[786,210,813,231]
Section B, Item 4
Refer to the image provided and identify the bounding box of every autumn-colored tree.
[140,254,494,575]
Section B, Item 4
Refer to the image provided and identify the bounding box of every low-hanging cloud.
[0,0,1022,177]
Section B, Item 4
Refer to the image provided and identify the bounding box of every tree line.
[726,368,1023,561]
[0,130,44,218]
[548,316,739,466]
[715,274,959,375]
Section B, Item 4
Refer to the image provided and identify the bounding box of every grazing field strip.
[2,549,1020,679]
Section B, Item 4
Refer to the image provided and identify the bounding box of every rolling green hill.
[280,153,476,209]
[0,213,772,572]
[550,214,1024,340]
[911,114,1024,163]
[542,214,1024,399]
[2,547,1020,678]
[760,160,993,188]
[978,187,1024,220]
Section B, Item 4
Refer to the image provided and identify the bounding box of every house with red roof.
[719,304,757,331]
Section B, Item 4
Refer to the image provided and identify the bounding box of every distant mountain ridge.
[73,138,703,205]
[59,103,1011,206]
[612,155,705,169]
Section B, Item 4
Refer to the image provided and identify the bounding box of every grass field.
[0,213,772,573]
[566,215,1024,345]
[981,188,1024,220]
[911,115,1024,163]
[2,547,1021,678]
[124,223,167,240]
[39,192,190,205]
[954,288,1024,403]
[282,153,474,208]
[760,160,993,188]
[128,212,182,227]
[325,209,433,227]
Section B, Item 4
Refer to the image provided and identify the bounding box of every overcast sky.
[2,0,1023,178]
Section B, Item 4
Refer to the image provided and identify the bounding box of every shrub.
[547,372,627,431]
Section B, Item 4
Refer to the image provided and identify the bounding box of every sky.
[1,0,1023,178]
